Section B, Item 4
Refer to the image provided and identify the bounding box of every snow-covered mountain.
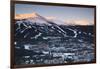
[14,12,94,65]
[15,12,51,25]
[15,12,70,39]
[15,12,93,43]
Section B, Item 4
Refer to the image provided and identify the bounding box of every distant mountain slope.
[15,12,94,44]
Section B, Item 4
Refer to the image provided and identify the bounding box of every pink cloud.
[65,19,94,25]
[45,16,57,20]
[15,12,38,19]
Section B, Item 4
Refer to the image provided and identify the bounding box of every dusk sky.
[15,4,95,25]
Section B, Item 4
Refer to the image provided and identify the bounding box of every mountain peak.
[15,12,39,20]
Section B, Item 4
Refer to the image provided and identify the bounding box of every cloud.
[45,16,57,20]
[15,12,38,19]
[65,19,94,25]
